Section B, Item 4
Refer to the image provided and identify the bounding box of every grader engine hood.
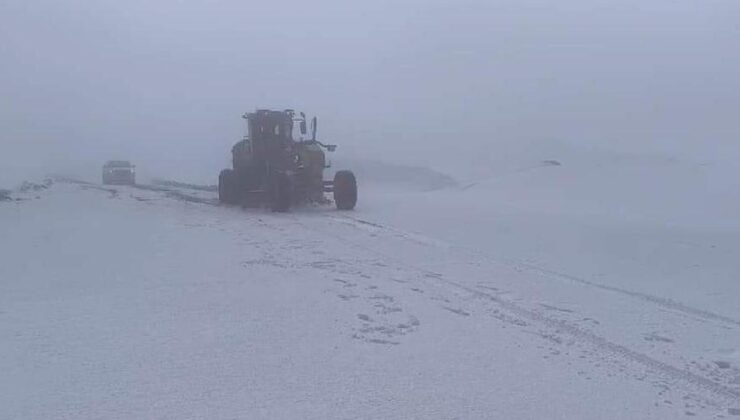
[296,142,326,175]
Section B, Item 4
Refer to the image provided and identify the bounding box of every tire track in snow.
[296,214,740,406]
[124,178,740,329]
[78,179,740,405]
[57,179,219,206]
[434,277,740,403]
[332,214,740,329]
[130,184,219,205]
[509,261,740,328]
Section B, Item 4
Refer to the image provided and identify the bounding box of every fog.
[4,3,740,417]
[2,0,739,186]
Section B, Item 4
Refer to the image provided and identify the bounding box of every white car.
[102,160,136,185]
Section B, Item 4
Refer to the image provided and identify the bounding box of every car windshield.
[105,161,132,168]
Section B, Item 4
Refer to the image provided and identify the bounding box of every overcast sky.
[1,0,738,183]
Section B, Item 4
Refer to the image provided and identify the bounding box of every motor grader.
[218,109,357,212]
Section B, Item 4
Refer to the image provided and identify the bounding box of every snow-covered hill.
[1,156,740,418]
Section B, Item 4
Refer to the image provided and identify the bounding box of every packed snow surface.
[2,155,740,419]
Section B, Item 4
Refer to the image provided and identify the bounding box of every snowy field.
[2,155,740,419]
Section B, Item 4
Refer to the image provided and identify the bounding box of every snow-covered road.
[1,180,739,419]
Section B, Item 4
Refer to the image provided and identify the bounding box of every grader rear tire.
[219,169,237,204]
[333,170,357,210]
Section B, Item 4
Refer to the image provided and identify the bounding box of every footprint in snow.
[398,316,420,329]
[442,306,470,317]
[366,338,399,345]
[430,295,450,304]
[643,333,674,343]
[714,360,731,369]
[581,317,600,325]
[374,303,402,314]
[333,278,356,288]
[352,313,419,345]
[369,293,394,302]
[540,303,574,313]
